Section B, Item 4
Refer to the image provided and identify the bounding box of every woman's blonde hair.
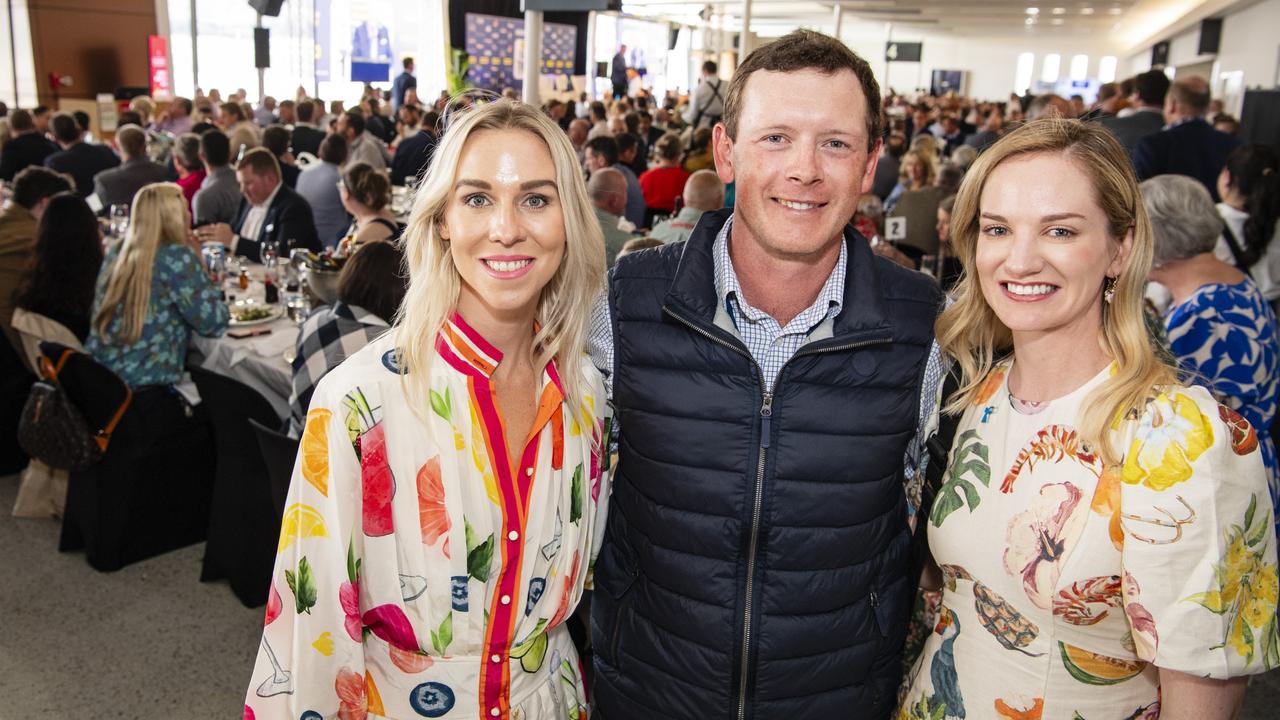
[94,182,192,344]
[899,150,937,188]
[936,118,1176,465]
[395,99,605,425]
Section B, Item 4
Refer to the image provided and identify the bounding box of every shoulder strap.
[923,366,964,508]
[692,79,724,128]
[37,348,76,383]
[1221,221,1252,277]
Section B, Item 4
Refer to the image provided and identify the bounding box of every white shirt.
[239,182,282,245]
[1214,202,1280,301]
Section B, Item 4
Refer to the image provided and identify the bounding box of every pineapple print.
[942,564,1045,657]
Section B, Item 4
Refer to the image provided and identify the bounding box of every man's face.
[335,115,353,140]
[34,112,50,131]
[279,105,296,124]
[712,68,877,261]
[237,167,278,206]
[585,149,609,173]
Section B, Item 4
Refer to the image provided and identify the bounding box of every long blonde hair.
[395,100,605,425]
[936,118,1176,465]
[94,183,192,344]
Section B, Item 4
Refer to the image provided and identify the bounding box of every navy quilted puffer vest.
[591,210,942,720]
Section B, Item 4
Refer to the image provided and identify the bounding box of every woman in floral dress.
[900,119,1279,719]
[245,100,608,720]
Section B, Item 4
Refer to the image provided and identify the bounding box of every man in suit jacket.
[1100,69,1169,155]
[43,112,119,197]
[391,57,416,115]
[390,121,438,187]
[195,148,321,263]
[290,100,326,159]
[91,125,169,211]
[0,109,57,182]
[611,45,629,99]
[1133,76,1241,201]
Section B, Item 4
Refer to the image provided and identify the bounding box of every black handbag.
[17,349,131,471]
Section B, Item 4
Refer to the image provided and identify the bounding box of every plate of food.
[229,299,283,326]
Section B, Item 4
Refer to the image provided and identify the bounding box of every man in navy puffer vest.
[588,30,945,720]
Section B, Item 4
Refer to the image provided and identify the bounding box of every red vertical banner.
[148,35,172,99]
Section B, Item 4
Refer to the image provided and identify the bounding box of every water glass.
[261,240,280,276]
[286,294,310,324]
[202,244,226,285]
[110,204,130,237]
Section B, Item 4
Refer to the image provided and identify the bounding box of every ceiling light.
[1051,18,1064,25]
[1080,7,1094,14]
[1108,7,1123,14]
[1052,7,1066,14]
[1025,17,1036,25]
[1026,7,1040,15]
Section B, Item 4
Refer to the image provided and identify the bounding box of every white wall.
[836,23,1119,101]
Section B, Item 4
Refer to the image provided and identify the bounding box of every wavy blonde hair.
[936,118,1176,465]
[899,149,937,189]
[94,182,192,344]
[395,100,605,425]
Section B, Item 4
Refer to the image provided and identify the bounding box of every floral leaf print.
[974,366,1007,406]
[1181,493,1280,668]
[1053,576,1123,626]
[1058,641,1146,685]
[465,518,495,583]
[1121,392,1214,491]
[510,619,550,673]
[1001,425,1101,493]
[342,388,379,451]
[341,538,362,641]
[312,632,334,656]
[1121,572,1159,658]
[361,604,421,653]
[429,387,451,421]
[901,696,947,720]
[430,612,453,655]
[300,408,331,496]
[930,429,991,527]
[1219,403,1259,456]
[560,658,588,720]
[994,697,1043,720]
[570,463,584,524]
[284,556,318,615]
[390,644,433,674]
[548,551,582,629]
[334,667,366,719]
[1003,482,1087,609]
[417,456,450,551]
[1089,465,1125,552]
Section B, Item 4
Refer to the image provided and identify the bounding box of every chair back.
[13,309,81,374]
[248,418,299,516]
[38,341,135,442]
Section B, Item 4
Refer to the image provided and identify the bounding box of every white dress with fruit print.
[900,361,1279,720]
[245,314,610,720]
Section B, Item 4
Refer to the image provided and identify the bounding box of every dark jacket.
[290,125,326,158]
[1099,108,1165,155]
[92,157,170,211]
[0,132,58,181]
[230,183,322,262]
[1133,117,1242,201]
[390,129,437,187]
[391,71,416,111]
[592,210,942,720]
[44,142,121,197]
[280,162,301,189]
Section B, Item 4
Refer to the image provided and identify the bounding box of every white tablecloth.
[187,267,302,422]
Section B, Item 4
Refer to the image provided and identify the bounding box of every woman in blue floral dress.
[1146,174,1280,542]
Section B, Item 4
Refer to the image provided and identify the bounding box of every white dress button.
[491,654,501,663]
[500,594,511,605]
[525,467,533,476]
[507,530,519,541]
[490,708,500,717]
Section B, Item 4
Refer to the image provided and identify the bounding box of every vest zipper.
[663,306,892,720]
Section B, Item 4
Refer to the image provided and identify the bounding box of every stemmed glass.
[109,204,130,237]
[261,240,280,279]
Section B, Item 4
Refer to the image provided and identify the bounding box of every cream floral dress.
[901,361,1279,719]
[245,314,610,720]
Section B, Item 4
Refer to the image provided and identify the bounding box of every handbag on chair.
[17,348,131,471]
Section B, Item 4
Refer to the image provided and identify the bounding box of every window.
[1098,56,1117,83]
[1070,54,1089,81]
[1041,53,1061,83]
[1015,52,1035,94]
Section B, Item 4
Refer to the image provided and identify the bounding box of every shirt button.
[507,530,519,541]
[491,653,501,663]
[500,594,511,605]
[490,709,500,717]
[525,467,533,476]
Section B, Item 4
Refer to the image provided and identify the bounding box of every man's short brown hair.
[722,29,882,151]
[1170,77,1211,114]
[237,147,281,178]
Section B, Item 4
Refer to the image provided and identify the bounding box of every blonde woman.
[885,149,936,213]
[246,100,609,720]
[900,119,1278,719]
[87,182,227,393]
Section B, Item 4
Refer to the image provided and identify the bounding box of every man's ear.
[712,123,734,185]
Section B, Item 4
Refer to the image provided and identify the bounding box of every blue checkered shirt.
[589,215,944,515]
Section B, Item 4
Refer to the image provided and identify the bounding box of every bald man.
[568,117,590,167]
[1133,75,1241,200]
[588,167,634,267]
[649,169,724,245]
[1026,93,1074,120]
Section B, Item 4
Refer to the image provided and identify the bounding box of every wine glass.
[261,240,280,278]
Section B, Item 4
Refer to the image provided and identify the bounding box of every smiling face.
[440,128,567,326]
[974,151,1130,346]
[713,67,878,261]
[904,155,925,186]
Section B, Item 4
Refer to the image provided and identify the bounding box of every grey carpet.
[0,471,1277,719]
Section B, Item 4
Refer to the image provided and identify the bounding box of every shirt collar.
[254,181,283,210]
[435,312,565,394]
[713,214,847,329]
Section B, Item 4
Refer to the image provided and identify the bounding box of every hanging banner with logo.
[464,13,576,92]
[148,35,172,99]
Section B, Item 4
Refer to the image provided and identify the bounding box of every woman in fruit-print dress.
[245,100,609,720]
[899,119,1279,720]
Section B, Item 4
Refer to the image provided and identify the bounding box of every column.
[522,9,543,105]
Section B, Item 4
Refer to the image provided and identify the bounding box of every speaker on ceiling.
[248,0,285,17]
[254,28,270,69]
[1198,18,1222,55]
[1151,41,1170,68]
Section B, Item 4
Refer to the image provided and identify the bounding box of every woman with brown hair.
[901,119,1277,719]
[339,162,405,247]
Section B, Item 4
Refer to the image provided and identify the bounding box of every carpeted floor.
[1,471,1278,719]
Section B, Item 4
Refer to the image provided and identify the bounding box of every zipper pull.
[760,392,773,449]
[869,590,879,609]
